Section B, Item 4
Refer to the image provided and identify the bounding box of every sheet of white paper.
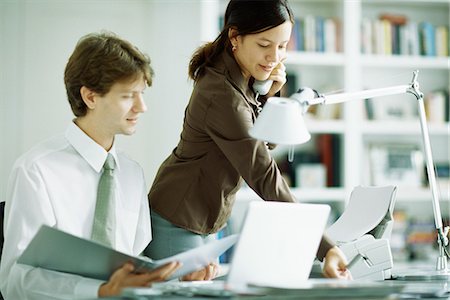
[326,186,396,242]
[249,278,404,298]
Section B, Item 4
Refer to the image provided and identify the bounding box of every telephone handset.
[252,79,273,97]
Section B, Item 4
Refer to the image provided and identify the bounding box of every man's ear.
[80,86,97,110]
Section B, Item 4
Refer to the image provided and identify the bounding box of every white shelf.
[236,186,449,203]
[236,187,347,203]
[361,121,450,135]
[362,0,449,6]
[361,55,450,69]
[292,187,348,202]
[396,187,450,202]
[286,51,345,66]
[287,51,450,71]
[304,118,346,134]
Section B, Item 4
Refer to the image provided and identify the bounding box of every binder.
[17,225,238,281]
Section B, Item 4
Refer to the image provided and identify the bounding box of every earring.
[232,44,237,52]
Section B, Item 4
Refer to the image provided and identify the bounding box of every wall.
[0,0,210,200]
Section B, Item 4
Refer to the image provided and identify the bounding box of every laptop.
[226,200,330,289]
[122,201,331,297]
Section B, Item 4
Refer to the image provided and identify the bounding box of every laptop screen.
[227,201,330,289]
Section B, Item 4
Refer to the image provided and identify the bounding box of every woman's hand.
[266,60,287,98]
[180,263,219,281]
[322,246,353,279]
[98,261,181,297]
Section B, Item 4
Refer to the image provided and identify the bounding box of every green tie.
[91,153,116,247]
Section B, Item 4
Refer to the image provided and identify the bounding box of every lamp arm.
[291,70,422,107]
[321,85,411,105]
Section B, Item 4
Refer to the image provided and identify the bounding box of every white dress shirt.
[0,122,151,299]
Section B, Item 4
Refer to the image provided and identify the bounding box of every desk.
[108,280,449,300]
[93,262,450,299]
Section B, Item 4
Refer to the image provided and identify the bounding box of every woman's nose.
[266,46,280,63]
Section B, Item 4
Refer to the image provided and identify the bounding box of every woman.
[146,0,351,280]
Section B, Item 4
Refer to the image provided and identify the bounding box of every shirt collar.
[221,51,258,106]
[65,122,120,173]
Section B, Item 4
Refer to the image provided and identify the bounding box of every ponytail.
[188,31,230,82]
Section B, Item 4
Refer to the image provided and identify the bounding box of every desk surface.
[110,279,449,300]
[97,261,450,299]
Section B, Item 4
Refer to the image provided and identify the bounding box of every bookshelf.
[208,0,449,260]
[278,0,450,202]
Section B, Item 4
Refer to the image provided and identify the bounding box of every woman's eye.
[258,44,269,48]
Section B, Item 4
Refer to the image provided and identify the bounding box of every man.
[0,32,181,299]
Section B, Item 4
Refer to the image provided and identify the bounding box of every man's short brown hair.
[64,32,154,117]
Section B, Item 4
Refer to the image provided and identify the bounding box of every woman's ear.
[228,27,239,47]
[80,86,96,110]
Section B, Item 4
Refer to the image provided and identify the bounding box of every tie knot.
[104,153,116,171]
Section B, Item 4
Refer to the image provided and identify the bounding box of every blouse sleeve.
[204,87,295,203]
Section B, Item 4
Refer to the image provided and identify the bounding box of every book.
[425,90,447,124]
[361,18,373,54]
[17,225,238,281]
[419,22,436,56]
[379,13,408,26]
[435,25,449,57]
[317,134,342,187]
[304,15,316,52]
[287,18,298,51]
[324,18,337,53]
[0,202,4,260]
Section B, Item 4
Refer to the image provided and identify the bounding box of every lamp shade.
[248,97,311,145]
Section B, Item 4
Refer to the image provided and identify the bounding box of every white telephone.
[252,79,273,96]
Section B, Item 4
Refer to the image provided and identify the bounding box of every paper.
[17,225,238,280]
[249,279,405,298]
[326,186,396,242]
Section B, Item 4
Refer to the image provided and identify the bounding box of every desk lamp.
[249,70,450,280]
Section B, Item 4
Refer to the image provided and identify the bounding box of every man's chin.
[121,128,137,136]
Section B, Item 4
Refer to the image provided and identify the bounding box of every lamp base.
[396,270,450,281]
[395,243,450,281]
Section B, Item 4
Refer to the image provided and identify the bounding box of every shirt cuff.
[316,234,335,262]
[74,277,104,298]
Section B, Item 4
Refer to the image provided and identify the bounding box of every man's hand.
[180,263,219,281]
[322,246,353,279]
[98,261,181,297]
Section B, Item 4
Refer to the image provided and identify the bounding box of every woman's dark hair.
[189,0,294,81]
[64,31,153,117]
